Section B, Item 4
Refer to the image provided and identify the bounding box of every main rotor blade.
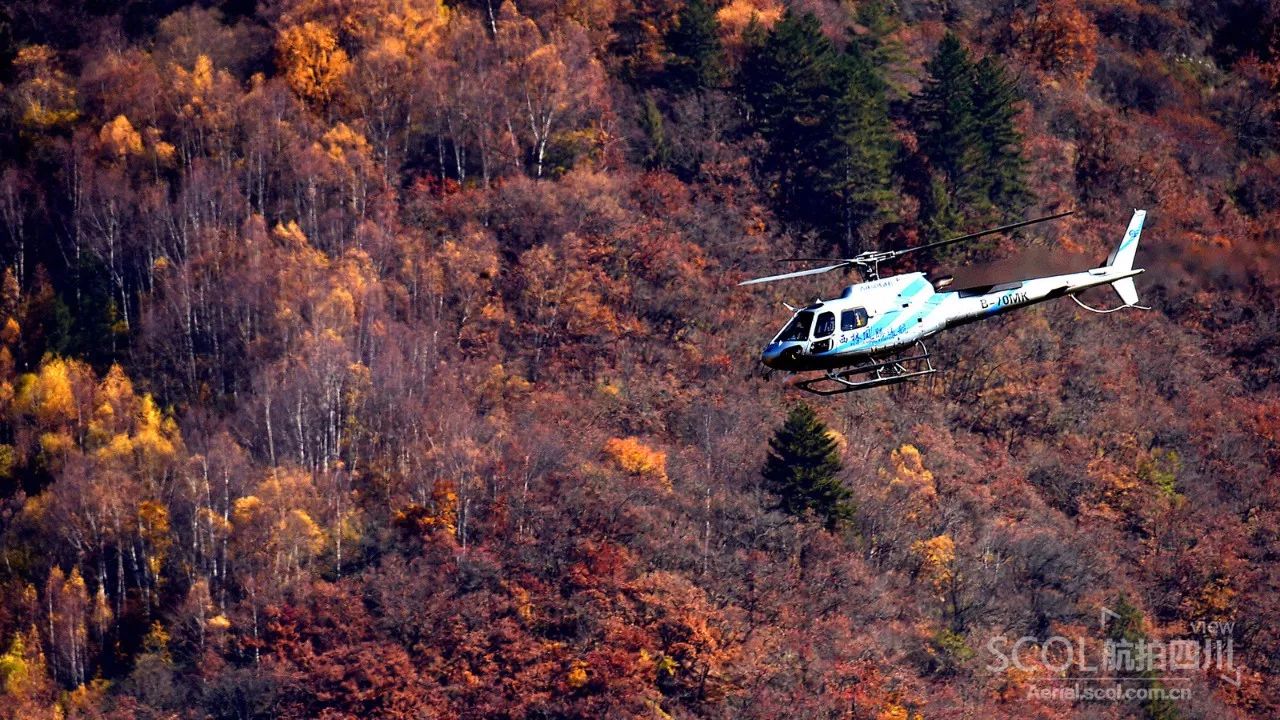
[738,262,852,286]
[890,210,1073,260]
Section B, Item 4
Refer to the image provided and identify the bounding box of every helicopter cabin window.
[841,308,869,331]
[814,311,836,338]
[777,311,814,342]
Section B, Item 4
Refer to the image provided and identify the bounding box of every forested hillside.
[0,0,1276,717]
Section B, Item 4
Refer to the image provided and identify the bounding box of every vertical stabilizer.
[1107,210,1145,305]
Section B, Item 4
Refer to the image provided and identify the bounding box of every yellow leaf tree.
[278,22,352,106]
[11,46,79,134]
[98,115,144,159]
[0,627,56,719]
[604,437,671,492]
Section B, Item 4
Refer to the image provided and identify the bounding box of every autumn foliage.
[0,0,1275,718]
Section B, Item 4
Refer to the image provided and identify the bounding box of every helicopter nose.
[761,342,799,369]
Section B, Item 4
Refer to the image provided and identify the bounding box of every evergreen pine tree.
[831,46,898,254]
[852,0,907,88]
[1107,596,1183,720]
[913,33,985,206]
[739,11,844,235]
[664,0,726,93]
[639,94,671,169]
[762,404,853,531]
[740,13,768,60]
[970,56,1030,213]
[922,172,963,244]
[740,11,901,251]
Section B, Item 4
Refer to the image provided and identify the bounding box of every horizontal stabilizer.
[1113,276,1139,305]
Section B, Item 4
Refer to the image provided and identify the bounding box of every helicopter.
[740,209,1148,395]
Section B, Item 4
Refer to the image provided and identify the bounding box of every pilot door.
[809,311,836,354]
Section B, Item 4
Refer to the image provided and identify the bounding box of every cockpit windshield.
[776,311,814,342]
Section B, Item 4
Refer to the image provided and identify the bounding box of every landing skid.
[793,341,937,395]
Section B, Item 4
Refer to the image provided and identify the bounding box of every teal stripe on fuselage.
[824,279,939,355]
[844,277,928,338]
[856,294,945,351]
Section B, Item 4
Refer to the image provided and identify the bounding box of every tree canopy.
[0,0,1275,717]
[762,403,853,530]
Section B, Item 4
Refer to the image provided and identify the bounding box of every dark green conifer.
[739,11,843,233]
[852,0,907,87]
[740,11,897,252]
[639,94,671,169]
[913,35,1034,226]
[664,0,726,92]
[762,404,853,531]
[913,33,984,206]
[971,56,1030,212]
[832,46,897,254]
[1107,596,1183,720]
[922,172,963,244]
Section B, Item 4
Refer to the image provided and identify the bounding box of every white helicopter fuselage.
[760,209,1148,375]
[760,266,1142,372]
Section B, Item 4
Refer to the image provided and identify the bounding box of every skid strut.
[794,341,937,395]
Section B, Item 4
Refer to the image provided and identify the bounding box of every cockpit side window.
[841,308,868,331]
[777,311,814,342]
[815,311,835,338]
